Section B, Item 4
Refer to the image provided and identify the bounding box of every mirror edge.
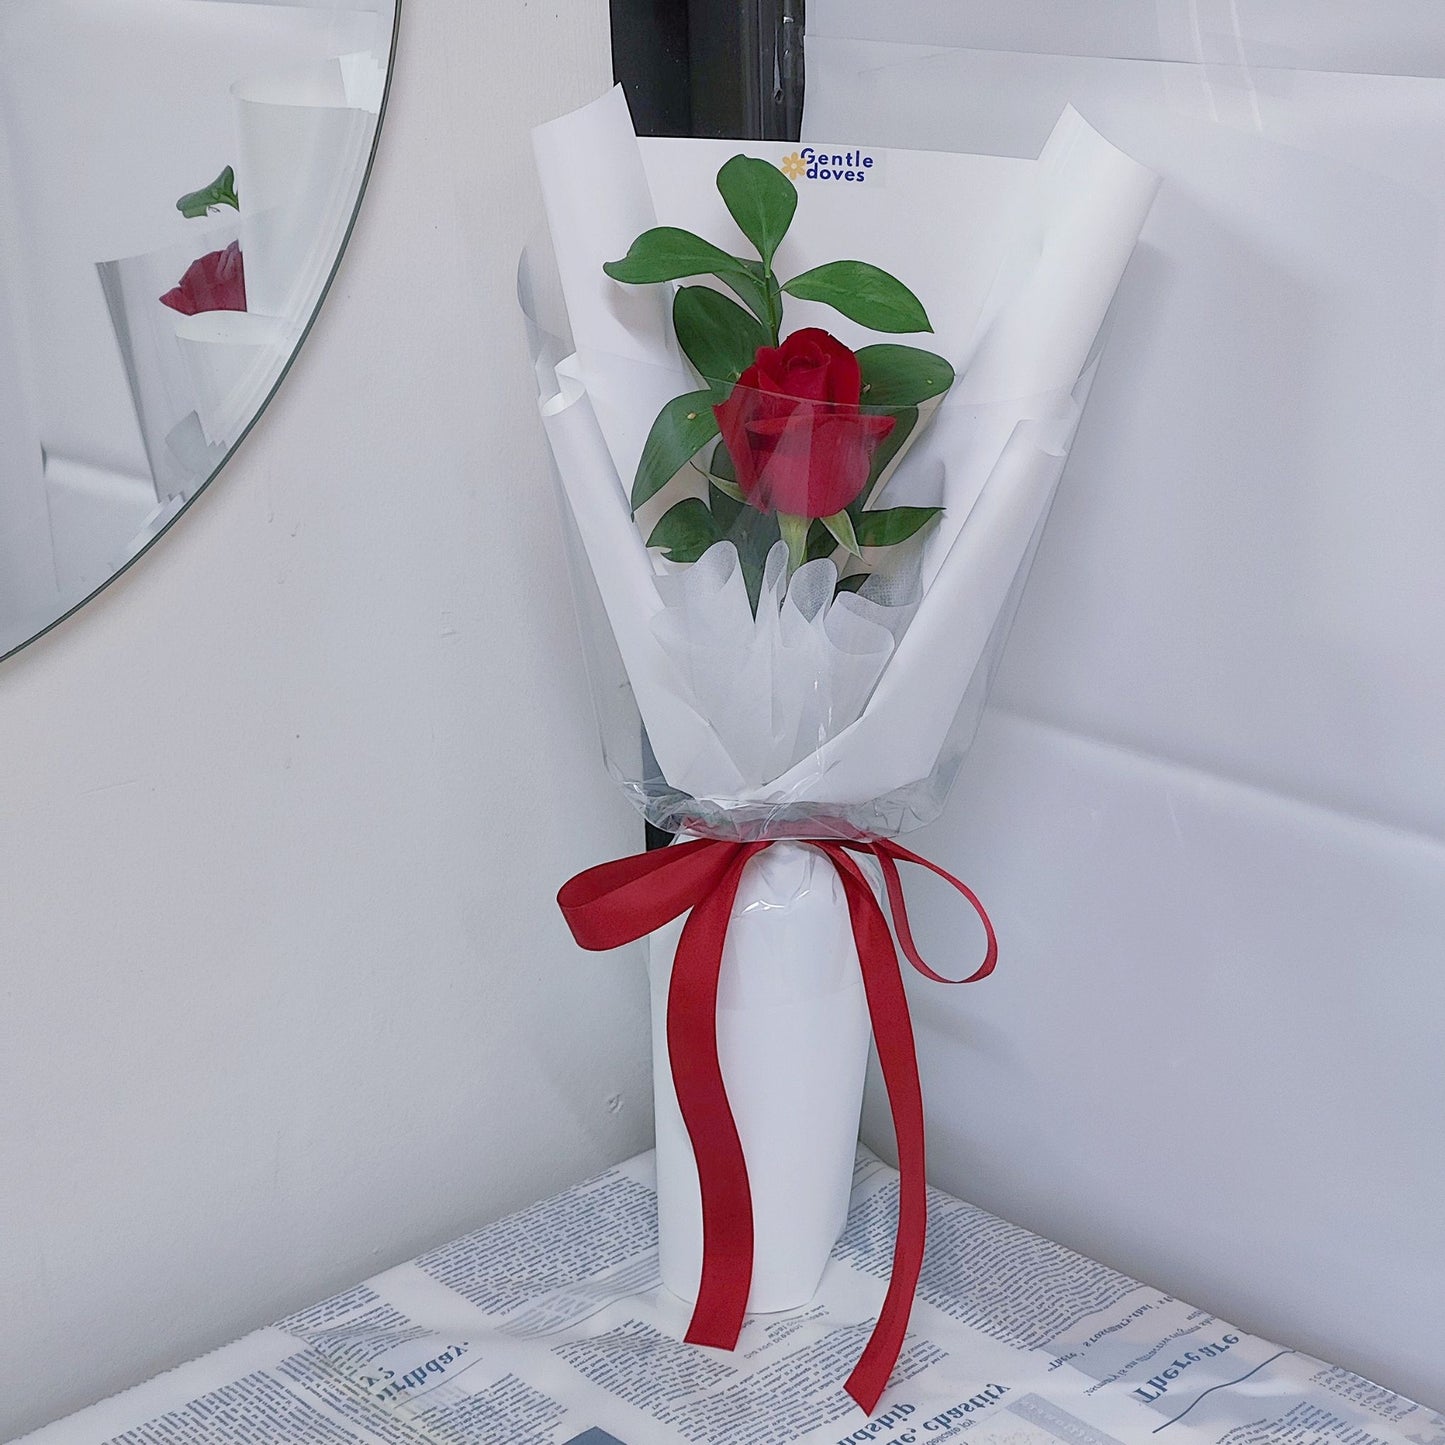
[0,0,406,668]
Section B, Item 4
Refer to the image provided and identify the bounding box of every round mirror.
[0,0,399,659]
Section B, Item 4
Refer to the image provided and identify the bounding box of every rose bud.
[714,328,895,519]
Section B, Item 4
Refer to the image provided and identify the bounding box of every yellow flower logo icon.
[779,152,807,181]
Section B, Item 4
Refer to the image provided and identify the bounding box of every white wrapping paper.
[648,843,870,1313]
[528,89,1157,1317]
[531,88,1159,825]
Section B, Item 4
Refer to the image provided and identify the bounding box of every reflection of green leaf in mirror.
[716,154,798,270]
[176,165,239,219]
[782,260,932,334]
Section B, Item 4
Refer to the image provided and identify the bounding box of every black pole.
[611,0,803,141]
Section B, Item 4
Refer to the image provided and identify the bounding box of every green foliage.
[647,499,722,563]
[716,154,798,270]
[852,505,943,547]
[853,405,917,511]
[778,513,810,572]
[632,390,720,512]
[709,437,738,486]
[820,509,861,556]
[605,227,775,334]
[674,287,768,386]
[782,260,932,333]
[805,519,837,564]
[604,226,743,285]
[857,345,954,406]
[732,507,781,614]
[708,478,744,533]
[607,154,954,582]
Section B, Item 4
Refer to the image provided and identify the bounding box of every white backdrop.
[807,0,1445,1412]
[0,2,652,1438]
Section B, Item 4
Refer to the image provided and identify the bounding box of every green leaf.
[176,165,238,219]
[709,437,738,486]
[674,287,768,387]
[604,227,744,285]
[632,391,720,512]
[708,479,744,535]
[782,260,932,334]
[778,513,809,572]
[852,405,917,512]
[820,510,861,556]
[716,154,798,269]
[728,262,779,335]
[646,498,723,563]
[733,507,781,614]
[853,505,944,548]
[835,572,870,595]
[604,227,773,332]
[805,519,837,564]
[857,345,954,406]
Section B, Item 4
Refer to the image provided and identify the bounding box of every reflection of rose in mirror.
[0,3,397,663]
[159,240,247,316]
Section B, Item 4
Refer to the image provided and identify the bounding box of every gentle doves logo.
[779,146,883,185]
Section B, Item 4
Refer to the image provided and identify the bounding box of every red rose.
[159,240,247,316]
[713,328,895,519]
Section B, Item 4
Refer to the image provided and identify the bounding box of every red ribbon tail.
[668,844,766,1351]
[820,846,930,1416]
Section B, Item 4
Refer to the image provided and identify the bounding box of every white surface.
[807,7,1445,1411]
[16,1147,1445,1445]
[0,2,650,1440]
[648,843,869,1312]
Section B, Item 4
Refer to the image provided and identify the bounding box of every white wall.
[0,3,651,1439]
[808,2,1445,1413]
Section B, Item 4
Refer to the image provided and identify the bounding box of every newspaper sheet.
[18,1151,1442,1445]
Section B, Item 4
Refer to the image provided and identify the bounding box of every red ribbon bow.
[557,836,996,1416]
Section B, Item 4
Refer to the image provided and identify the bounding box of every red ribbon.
[557,836,996,1416]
